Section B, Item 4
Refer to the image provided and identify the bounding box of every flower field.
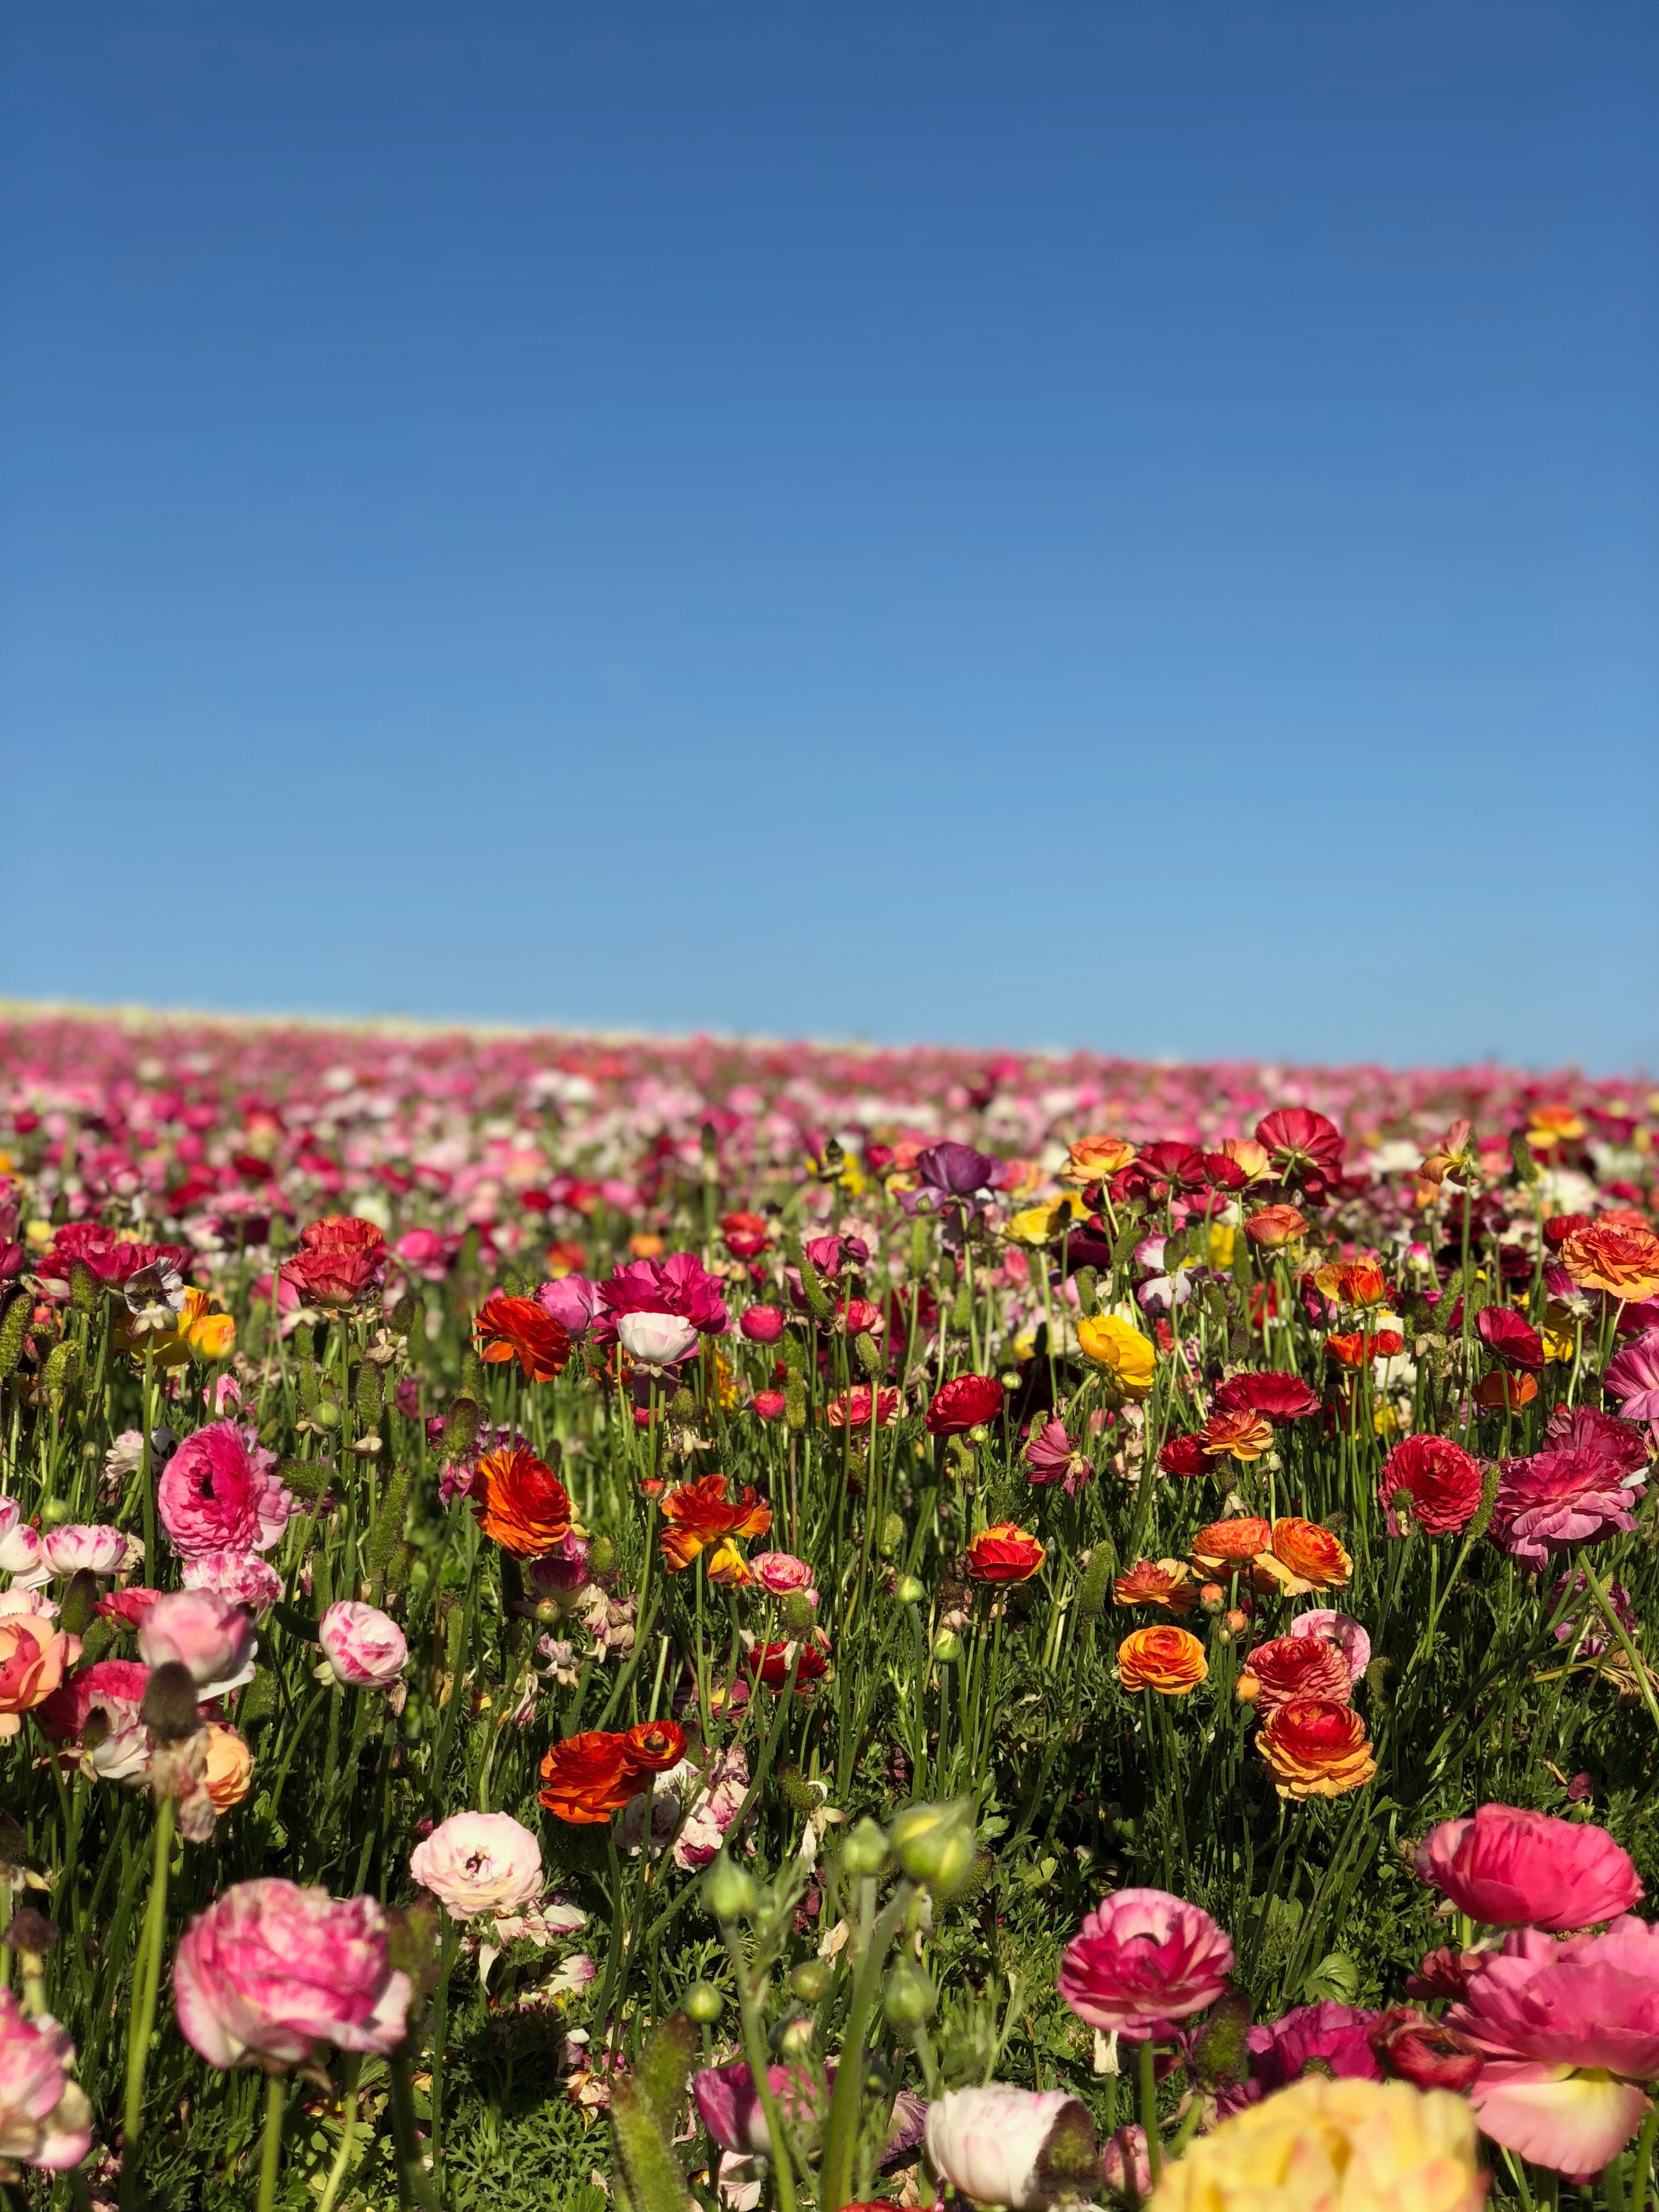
[2,1009,1658,2211]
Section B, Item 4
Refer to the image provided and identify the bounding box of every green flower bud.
[887,1798,977,1899]
[1189,1991,1253,2090]
[789,1959,831,2002]
[777,2015,816,2061]
[896,1576,927,1605]
[932,1629,964,1665]
[840,1817,891,1879]
[880,1513,907,1556]
[312,1399,341,1431]
[780,1592,816,1637]
[702,1855,759,1923]
[882,1958,936,2028]
[684,1979,724,2024]
[588,1535,616,1576]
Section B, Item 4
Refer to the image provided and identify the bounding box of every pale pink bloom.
[1449,1917,1659,2179]
[0,1506,49,1588]
[748,1553,817,1602]
[1057,1888,1235,2039]
[615,1311,700,1369]
[42,1524,128,1578]
[0,1588,57,1622]
[544,1952,596,1996]
[318,1601,408,1688]
[173,1878,411,2071]
[182,1550,282,1613]
[157,1423,295,1558]
[38,1658,153,1783]
[1288,1608,1373,1685]
[670,1746,750,1872]
[0,1988,93,2170]
[925,2085,1099,2212]
[1100,2123,1152,2204]
[489,1895,588,1946]
[1415,1804,1641,1931]
[410,1812,541,1920]
[137,1589,258,1698]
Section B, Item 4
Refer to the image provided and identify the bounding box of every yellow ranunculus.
[1005,1195,1087,1246]
[1206,1222,1236,1271]
[188,1310,238,1361]
[1149,2075,1485,2211]
[1075,1313,1156,1399]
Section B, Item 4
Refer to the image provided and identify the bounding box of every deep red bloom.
[925,1375,1005,1435]
[1477,1306,1545,1372]
[746,1640,829,1691]
[1256,1107,1345,1190]
[964,1523,1045,1583]
[1158,1434,1211,1477]
[1369,2008,1485,2094]
[1379,1434,1485,1536]
[1211,1371,1322,1423]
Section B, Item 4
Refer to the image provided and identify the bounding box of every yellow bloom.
[1005,1195,1087,1246]
[1075,1313,1156,1400]
[1542,1308,1578,1364]
[1149,2075,1485,2212]
[122,1287,236,1366]
[1206,1222,1236,1271]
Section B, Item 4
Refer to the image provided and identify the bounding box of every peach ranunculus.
[1060,1135,1138,1185]
[0,1613,73,1737]
[1259,1699,1376,1799]
[1076,1314,1156,1400]
[201,1723,254,1814]
[1190,1519,1273,1576]
[1260,1517,1352,1595]
[1147,2073,1486,2211]
[658,1473,772,1572]
[1116,1626,1209,1696]
[470,1447,573,1559]
[1560,1220,1659,1302]
[1200,1409,1274,1463]
[1113,1559,1198,1613]
[1243,1206,1308,1249]
[1235,1634,1354,1715]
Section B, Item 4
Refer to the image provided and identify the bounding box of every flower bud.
[789,1959,831,2002]
[588,1536,616,1577]
[1223,1608,1250,1636]
[702,1855,759,1923]
[896,1575,927,1605]
[1189,1991,1253,2090]
[1235,1673,1261,1704]
[777,2015,815,2061]
[888,1798,977,1899]
[3,1908,57,1961]
[840,1816,891,1879]
[1199,1582,1225,1613]
[933,1630,964,1665]
[140,1660,202,1746]
[883,1958,936,2028]
[684,1979,724,2024]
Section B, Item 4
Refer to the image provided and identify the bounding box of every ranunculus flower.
[157,1423,295,1558]
[824,1385,900,1427]
[473,1293,571,1382]
[40,1524,127,1578]
[720,1212,770,1259]
[279,1216,387,1308]
[1075,1314,1156,1399]
[1116,1626,1208,1695]
[1101,2123,1153,2205]
[593,1253,730,1345]
[538,1730,635,1824]
[1211,1371,1321,1421]
[1605,1330,1659,1427]
[1379,1435,1484,1536]
[658,1473,771,1572]
[1560,1220,1659,1301]
[1057,1888,1234,2039]
[1242,1205,1308,1249]
[1258,1700,1376,1799]
[138,1589,257,1698]
[201,1722,254,1813]
[1189,1519,1273,1575]
[693,2058,831,2157]
[173,1878,411,2070]
[1201,1409,1274,1462]
[38,1657,153,1781]
[318,1601,408,1688]
[410,1811,543,1919]
[181,1550,282,1613]
[1369,2008,1485,2095]
[1489,1444,1646,1569]
[925,1374,1006,1435]
[915,1142,999,1198]
[1476,1305,1545,1371]
[1060,1135,1138,1184]
[746,1639,830,1691]
[1287,1610,1372,1685]
[1260,1517,1351,1595]
[470,1446,572,1559]
[0,1500,47,1585]
[1148,2074,1484,2211]
[1448,1917,1659,2179]
[1314,1259,1389,1310]
[1235,1635,1352,1714]
[0,1988,94,2170]
[1246,2002,1384,2095]
[1256,1105,1345,1189]
[924,2085,1099,2212]
[1413,1804,1641,1931]
[534,1273,600,1338]
[1113,1559,1198,1613]
[738,1304,786,1344]
[0,1613,73,1737]
[1024,1418,1093,1492]
[616,1311,701,1369]
[966,1523,1045,1583]
[752,1389,787,1421]
[748,1553,817,1602]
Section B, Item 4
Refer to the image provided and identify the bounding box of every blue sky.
[2,4,1654,1071]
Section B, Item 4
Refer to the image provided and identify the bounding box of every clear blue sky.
[3,4,1655,1071]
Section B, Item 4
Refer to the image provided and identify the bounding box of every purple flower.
[1023,1419,1093,1496]
[915,1142,998,1197]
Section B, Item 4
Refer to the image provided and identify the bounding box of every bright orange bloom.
[473,1294,571,1383]
[658,1472,772,1572]
[1112,1558,1198,1613]
[1116,1625,1209,1696]
[1259,1516,1351,1595]
[1243,1206,1307,1249]
[470,1446,573,1559]
[1526,1103,1585,1149]
[537,1731,636,1824]
[1200,1409,1274,1463]
[622,1718,686,1775]
[1313,1259,1389,1308]
[1324,1329,1404,1370]
[1560,1220,1659,1302]
[1472,1370,1538,1411]
[1257,1699,1376,1799]
[1190,1517,1273,1575]
[1060,1134,1138,1184]
[964,1523,1045,1583]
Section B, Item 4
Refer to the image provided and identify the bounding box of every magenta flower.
[592,1254,729,1347]
[1489,1443,1646,1570]
[693,2059,829,2154]
[1246,2001,1385,2095]
[1415,1804,1641,1931]
[1023,1419,1093,1495]
[738,1304,786,1345]
[1604,1330,1659,1429]
[173,1878,411,2070]
[535,1274,600,1338]
[1057,1888,1235,2039]
[157,1423,295,1559]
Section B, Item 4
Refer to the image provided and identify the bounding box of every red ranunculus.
[1379,1434,1485,1536]
[1211,1371,1322,1423]
[925,1375,1005,1435]
[1476,1306,1545,1372]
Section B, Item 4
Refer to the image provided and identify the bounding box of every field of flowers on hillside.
[1,1010,1658,2211]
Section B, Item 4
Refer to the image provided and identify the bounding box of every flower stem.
[119,1793,176,2211]
[1138,2035,1163,2186]
[1630,2096,1659,2212]
[317,2053,363,2212]
[256,2072,287,2212]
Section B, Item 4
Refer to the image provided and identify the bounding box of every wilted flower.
[1024,1418,1093,1491]
[1246,2002,1384,2094]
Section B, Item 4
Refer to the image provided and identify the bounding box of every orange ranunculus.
[473,1294,571,1383]
[1257,1698,1376,1799]
[1324,1329,1404,1370]
[1200,1409,1274,1463]
[1259,1516,1352,1595]
[1113,1558,1198,1613]
[1313,1259,1389,1308]
[622,1718,686,1777]
[1526,1103,1585,1149]
[1560,1220,1659,1302]
[964,1523,1046,1583]
[1243,1206,1307,1249]
[1189,1518,1273,1575]
[201,1722,254,1812]
[538,1731,636,1824]
[470,1446,573,1559]
[1060,1135,1138,1184]
[1473,1370,1539,1411]
[0,1613,72,1737]
[658,1472,772,1572]
[1116,1625,1209,1696]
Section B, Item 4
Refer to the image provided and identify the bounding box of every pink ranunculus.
[172,1878,412,2070]
[410,1812,542,1920]
[925,2084,1098,2212]
[1603,1331,1659,1427]
[592,1253,730,1347]
[157,1423,295,1559]
[1286,1609,1373,1685]
[41,1524,128,1578]
[137,1589,258,1698]
[1024,1418,1094,1495]
[1057,1888,1235,2040]
[1100,2123,1153,2205]
[38,1657,153,1782]
[95,1585,162,1629]
[318,1601,408,1689]
[1415,1803,1642,1931]
[0,1507,48,1587]
[525,1532,592,1603]
[616,1310,701,1370]
[392,1226,452,1283]
[693,2059,831,2155]
[1449,1917,1659,2179]
[738,1304,786,1345]
[1246,2001,1385,2094]
[1544,1401,1650,1471]
[748,1553,817,1602]
[182,1550,282,1613]
[0,1988,93,2170]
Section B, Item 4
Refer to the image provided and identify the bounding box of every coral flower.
[1211,1372,1321,1422]
[965,1523,1045,1583]
[1235,1634,1353,1714]
[473,1294,571,1382]
[538,1731,637,1824]
[1075,1314,1157,1400]
[279,1216,386,1308]
[0,1613,73,1738]
[1325,1329,1404,1369]
[1190,1519,1273,1575]
[1201,1409,1274,1462]
[825,1385,900,1427]
[1379,1435,1485,1536]
[658,1472,772,1572]
[1560,1220,1659,1301]
[1113,1559,1198,1613]
[622,1717,687,1774]
[925,1374,1006,1434]
[1116,1626,1209,1696]
[1243,1206,1308,1249]
[1261,1517,1352,1595]
[1060,1135,1139,1184]
[1056,1887,1234,2038]
[719,1211,770,1259]
[1258,1700,1375,1799]
[1414,1805,1641,1932]
[469,1446,573,1559]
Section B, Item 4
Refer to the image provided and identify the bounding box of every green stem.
[256,2072,287,2212]
[317,2054,364,2212]
[1629,2086,1659,2212]
[1138,2035,1163,2185]
[819,1885,912,2210]
[120,1793,176,2210]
